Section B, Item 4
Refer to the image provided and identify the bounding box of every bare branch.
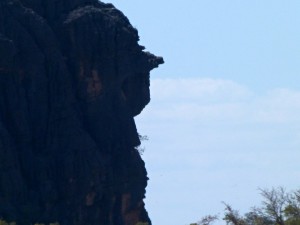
[197,215,219,225]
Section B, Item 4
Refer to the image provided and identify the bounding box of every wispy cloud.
[143,78,300,124]
[150,78,252,102]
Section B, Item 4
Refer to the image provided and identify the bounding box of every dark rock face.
[0,0,163,224]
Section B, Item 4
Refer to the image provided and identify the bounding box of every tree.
[195,215,219,225]
[259,187,288,225]
[284,190,300,225]
[191,187,300,225]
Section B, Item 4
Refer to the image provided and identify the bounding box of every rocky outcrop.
[0,0,163,224]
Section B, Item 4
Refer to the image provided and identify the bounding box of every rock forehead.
[0,0,163,224]
[61,4,163,116]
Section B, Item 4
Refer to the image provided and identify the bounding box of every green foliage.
[0,221,59,225]
[35,223,59,225]
[0,220,16,225]
[196,215,219,225]
[135,222,149,225]
[192,187,300,225]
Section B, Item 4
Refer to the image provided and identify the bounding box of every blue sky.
[106,1,300,225]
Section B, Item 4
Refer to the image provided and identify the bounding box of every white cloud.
[144,78,300,124]
[150,78,252,102]
[253,88,300,123]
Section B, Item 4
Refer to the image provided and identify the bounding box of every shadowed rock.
[0,0,163,224]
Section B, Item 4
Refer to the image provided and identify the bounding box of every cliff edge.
[0,0,163,224]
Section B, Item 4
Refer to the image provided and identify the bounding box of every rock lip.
[0,0,163,224]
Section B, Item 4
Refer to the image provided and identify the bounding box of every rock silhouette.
[0,0,163,224]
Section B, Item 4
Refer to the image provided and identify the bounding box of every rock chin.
[0,0,163,224]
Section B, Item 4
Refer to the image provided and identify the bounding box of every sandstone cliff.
[0,0,163,224]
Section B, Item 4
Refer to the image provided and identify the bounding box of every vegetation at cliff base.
[191,187,300,225]
[0,221,59,225]
[0,220,15,225]
[135,222,149,225]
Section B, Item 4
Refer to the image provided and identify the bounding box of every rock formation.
[0,0,163,224]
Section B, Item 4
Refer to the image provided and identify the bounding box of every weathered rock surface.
[0,0,163,224]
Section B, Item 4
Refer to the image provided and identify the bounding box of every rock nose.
[137,51,164,73]
[147,52,164,70]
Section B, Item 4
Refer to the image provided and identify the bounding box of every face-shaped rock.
[63,5,163,116]
[61,4,163,148]
[0,1,163,224]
